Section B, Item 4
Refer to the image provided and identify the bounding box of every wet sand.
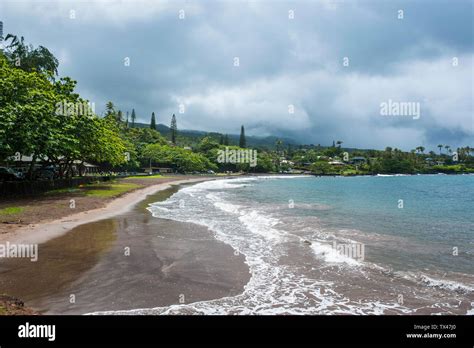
[0,177,213,245]
[0,184,251,314]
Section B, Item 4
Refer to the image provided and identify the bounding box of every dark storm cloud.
[1,0,472,150]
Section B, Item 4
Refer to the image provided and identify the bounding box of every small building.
[351,156,367,165]
[157,167,173,173]
[328,160,345,166]
[280,159,294,166]
[425,158,435,166]
[142,166,174,174]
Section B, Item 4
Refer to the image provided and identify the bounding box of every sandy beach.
[0,177,251,314]
[0,177,212,245]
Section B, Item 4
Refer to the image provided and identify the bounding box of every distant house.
[142,166,173,174]
[183,146,192,150]
[157,167,173,173]
[4,154,99,176]
[425,157,435,166]
[280,159,294,166]
[351,156,367,165]
[328,160,345,166]
[72,160,100,175]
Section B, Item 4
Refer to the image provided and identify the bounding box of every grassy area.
[44,179,147,197]
[341,168,360,176]
[0,207,24,215]
[85,182,142,197]
[123,174,171,179]
[44,187,82,195]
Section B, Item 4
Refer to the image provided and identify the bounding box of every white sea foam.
[238,210,286,242]
[88,177,417,315]
[376,174,411,177]
[213,201,241,214]
[250,175,311,180]
[397,272,474,294]
[310,242,361,266]
[419,275,474,293]
[467,303,474,315]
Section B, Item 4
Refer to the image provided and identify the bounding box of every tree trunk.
[26,154,37,180]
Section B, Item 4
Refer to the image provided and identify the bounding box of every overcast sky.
[1,0,472,151]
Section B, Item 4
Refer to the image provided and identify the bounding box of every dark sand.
[0,184,250,314]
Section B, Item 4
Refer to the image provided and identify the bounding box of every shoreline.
[0,176,251,314]
[0,177,216,246]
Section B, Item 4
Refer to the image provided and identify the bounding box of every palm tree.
[444,145,450,154]
[105,102,115,119]
[336,140,343,148]
[437,144,443,155]
[275,139,283,154]
[466,146,472,157]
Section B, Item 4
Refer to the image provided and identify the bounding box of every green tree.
[150,112,156,130]
[438,144,443,155]
[116,110,123,123]
[0,58,55,176]
[104,101,116,122]
[416,146,425,154]
[239,125,246,148]
[142,144,216,173]
[131,109,136,128]
[310,161,333,175]
[275,139,283,153]
[197,136,220,153]
[170,114,177,144]
[254,152,276,173]
[0,55,128,178]
[3,34,59,76]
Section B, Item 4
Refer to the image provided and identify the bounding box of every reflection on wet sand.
[0,185,250,314]
[0,219,117,308]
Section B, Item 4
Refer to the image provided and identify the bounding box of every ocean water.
[97,175,474,315]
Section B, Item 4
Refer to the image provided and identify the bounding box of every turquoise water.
[237,175,474,274]
[132,174,474,315]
